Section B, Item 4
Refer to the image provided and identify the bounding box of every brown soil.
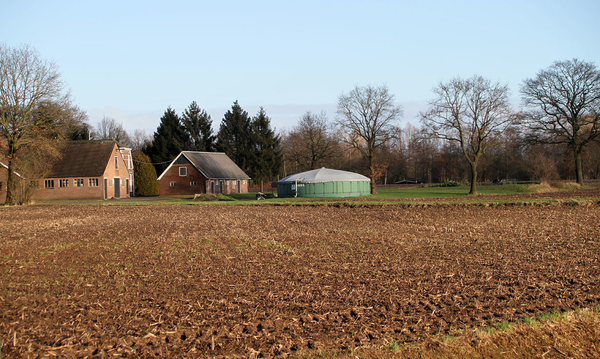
[1,197,599,357]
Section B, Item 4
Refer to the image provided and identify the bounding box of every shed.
[275,168,370,198]
[157,151,250,195]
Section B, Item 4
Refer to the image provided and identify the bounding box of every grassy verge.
[26,183,598,206]
[292,306,600,358]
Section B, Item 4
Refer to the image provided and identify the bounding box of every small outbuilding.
[157,151,250,196]
[275,167,370,198]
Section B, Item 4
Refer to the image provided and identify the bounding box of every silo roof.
[277,168,370,184]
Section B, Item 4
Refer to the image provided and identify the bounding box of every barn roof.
[46,141,117,178]
[158,151,250,180]
[276,168,370,184]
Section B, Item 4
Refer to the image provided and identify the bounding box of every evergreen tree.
[182,101,215,152]
[133,151,159,196]
[145,106,189,174]
[216,101,253,173]
[250,107,282,191]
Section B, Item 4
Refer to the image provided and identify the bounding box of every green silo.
[275,168,371,198]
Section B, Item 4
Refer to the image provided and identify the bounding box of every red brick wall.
[159,164,249,196]
[102,147,133,199]
[203,178,249,195]
[34,145,131,200]
[159,164,207,196]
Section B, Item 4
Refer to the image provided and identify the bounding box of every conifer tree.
[182,101,215,152]
[133,151,159,196]
[250,107,282,191]
[216,101,253,173]
[145,106,189,174]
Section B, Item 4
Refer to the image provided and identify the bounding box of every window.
[179,167,187,176]
[45,180,54,189]
[190,181,197,186]
[89,178,99,187]
[74,179,84,187]
[114,156,119,170]
[170,182,177,188]
[59,179,69,188]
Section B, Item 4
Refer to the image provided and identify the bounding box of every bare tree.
[0,44,70,205]
[284,111,338,171]
[420,76,513,195]
[521,59,600,184]
[336,84,403,194]
[130,129,152,153]
[92,116,131,146]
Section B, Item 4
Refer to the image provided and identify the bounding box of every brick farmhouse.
[33,141,134,200]
[158,151,250,196]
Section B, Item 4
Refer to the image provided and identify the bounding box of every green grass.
[370,184,534,199]
[31,183,598,207]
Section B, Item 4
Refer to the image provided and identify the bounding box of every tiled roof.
[181,151,250,180]
[46,141,117,178]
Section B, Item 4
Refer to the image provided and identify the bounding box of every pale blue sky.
[3,0,599,134]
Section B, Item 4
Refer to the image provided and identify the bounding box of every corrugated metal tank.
[275,168,370,198]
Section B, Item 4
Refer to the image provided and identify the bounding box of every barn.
[157,151,250,196]
[275,167,370,198]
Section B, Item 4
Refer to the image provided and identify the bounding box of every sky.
[2,0,600,135]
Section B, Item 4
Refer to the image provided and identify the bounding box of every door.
[104,179,108,199]
[237,180,241,193]
[219,181,223,194]
[210,181,215,194]
[114,178,120,198]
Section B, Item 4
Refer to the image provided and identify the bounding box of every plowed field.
[1,201,599,357]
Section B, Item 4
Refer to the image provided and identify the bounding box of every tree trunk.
[5,158,15,205]
[368,153,376,195]
[259,179,264,193]
[469,161,478,195]
[575,149,584,185]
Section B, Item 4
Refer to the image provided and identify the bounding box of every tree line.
[283,61,600,195]
[141,100,282,192]
[2,43,599,204]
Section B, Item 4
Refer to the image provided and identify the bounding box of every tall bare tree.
[284,111,338,172]
[336,85,403,194]
[521,59,600,184]
[130,129,152,153]
[0,44,71,205]
[92,116,131,146]
[420,76,513,195]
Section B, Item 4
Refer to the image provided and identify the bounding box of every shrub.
[133,152,159,196]
[430,180,461,188]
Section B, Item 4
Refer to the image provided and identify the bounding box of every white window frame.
[170,181,177,188]
[45,179,54,189]
[59,179,69,188]
[114,156,119,170]
[179,167,187,176]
